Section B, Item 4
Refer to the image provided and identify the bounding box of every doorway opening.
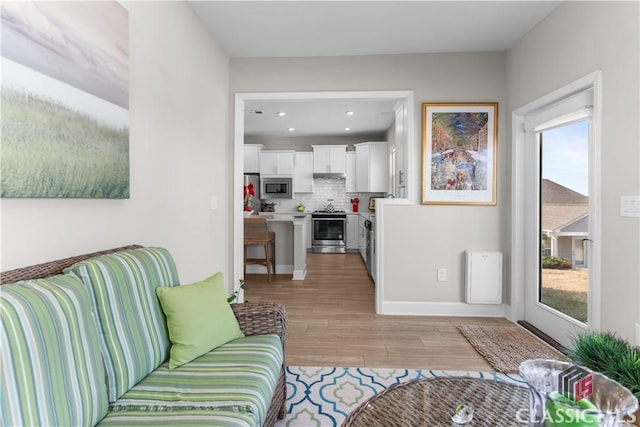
[232,91,415,305]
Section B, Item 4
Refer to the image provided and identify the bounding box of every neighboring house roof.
[541,179,588,231]
[541,179,588,205]
[554,213,589,235]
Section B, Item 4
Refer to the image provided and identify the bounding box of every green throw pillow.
[156,272,244,369]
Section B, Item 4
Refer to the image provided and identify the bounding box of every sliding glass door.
[514,73,601,346]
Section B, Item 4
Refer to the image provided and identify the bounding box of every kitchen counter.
[258,213,308,222]
[260,211,312,215]
[257,211,372,215]
[356,212,376,222]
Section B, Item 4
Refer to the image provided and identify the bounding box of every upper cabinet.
[312,145,347,175]
[244,144,263,174]
[294,152,314,193]
[354,142,389,193]
[345,151,356,193]
[261,150,295,177]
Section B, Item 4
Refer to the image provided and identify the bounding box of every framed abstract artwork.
[422,102,498,205]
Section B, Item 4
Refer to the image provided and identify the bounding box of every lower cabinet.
[358,215,367,261]
[370,221,376,282]
[346,214,359,250]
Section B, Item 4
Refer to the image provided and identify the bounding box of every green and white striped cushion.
[98,409,255,427]
[65,247,180,402]
[0,275,108,426]
[111,335,283,427]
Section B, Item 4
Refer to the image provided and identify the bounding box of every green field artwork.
[1,1,129,199]
[1,88,129,198]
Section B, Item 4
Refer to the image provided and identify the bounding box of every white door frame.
[510,71,602,345]
[232,90,415,302]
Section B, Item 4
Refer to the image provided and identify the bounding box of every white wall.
[1,2,230,285]
[383,203,505,302]
[231,53,509,305]
[507,1,640,341]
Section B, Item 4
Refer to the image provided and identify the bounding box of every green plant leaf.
[566,331,640,399]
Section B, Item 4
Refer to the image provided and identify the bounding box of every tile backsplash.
[263,178,384,213]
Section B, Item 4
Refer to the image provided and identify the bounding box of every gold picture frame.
[421,102,498,205]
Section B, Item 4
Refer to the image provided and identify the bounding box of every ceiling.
[189,1,560,58]
[189,1,561,138]
[244,98,398,137]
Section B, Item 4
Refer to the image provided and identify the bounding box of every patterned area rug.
[457,324,571,373]
[275,366,525,427]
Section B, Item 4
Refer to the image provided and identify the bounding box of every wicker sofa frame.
[1,245,288,427]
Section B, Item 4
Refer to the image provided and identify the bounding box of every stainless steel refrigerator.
[243,173,260,213]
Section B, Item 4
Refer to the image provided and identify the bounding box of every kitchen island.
[245,213,310,280]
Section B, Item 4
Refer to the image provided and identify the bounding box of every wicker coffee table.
[341,377,530,427]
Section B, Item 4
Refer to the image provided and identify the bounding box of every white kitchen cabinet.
[346,214,359,250]
[294,152,314,193]
[354,142,389,193]
[345,151,356,193]
[244,144,263,174]
[358,215,366,261]
[260,150,294,177]
[394,102,408,198]
[370,219,376,282]
[312,145,347,174]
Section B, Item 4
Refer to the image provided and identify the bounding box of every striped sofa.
[0,245,287,427]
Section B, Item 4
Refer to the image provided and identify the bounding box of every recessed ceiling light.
[276,112,286,117]
[344,127,351,131]
[288,127,295,132]
[346,111,354,116]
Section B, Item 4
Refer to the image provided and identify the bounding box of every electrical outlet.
[437,268,447,281]
[636,323,640,346]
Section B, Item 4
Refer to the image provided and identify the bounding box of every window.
[539,120,590,323]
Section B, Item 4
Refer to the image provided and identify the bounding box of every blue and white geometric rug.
[275,366,526,426]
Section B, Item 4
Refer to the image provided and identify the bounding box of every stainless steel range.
[311,210,346,253]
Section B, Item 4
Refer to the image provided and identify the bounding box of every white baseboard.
[381,301,507,317]
[245,265,293,275]
[292,265,307,281]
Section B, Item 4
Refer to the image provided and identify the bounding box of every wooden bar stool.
[244,216,276,281]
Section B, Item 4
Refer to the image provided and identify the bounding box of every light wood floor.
[245,252,516,370]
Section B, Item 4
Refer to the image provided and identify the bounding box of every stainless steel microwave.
[261,177,292,198]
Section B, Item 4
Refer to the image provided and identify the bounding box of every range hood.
[313,172,346,180]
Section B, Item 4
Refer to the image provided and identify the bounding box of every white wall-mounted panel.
[466,251,502,304]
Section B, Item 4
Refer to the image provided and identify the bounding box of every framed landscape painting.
[422,102,498,205]
[0,1,129,198]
